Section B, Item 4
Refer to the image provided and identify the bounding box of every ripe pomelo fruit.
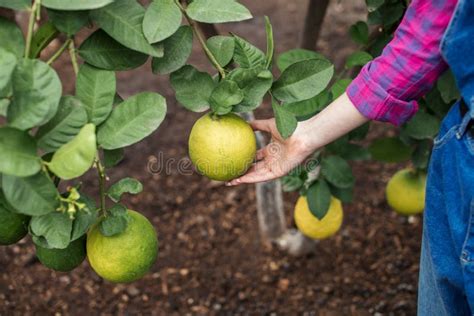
[35,236,86,272]
[294,195,343,239]
[188,113,256,181]
[386,168,426,215]
[87,210,158,283]
[0,204,29,245]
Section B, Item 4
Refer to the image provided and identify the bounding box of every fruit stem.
[210,112,220,120]
[24,0,40,59]
[46,38,72,66]
[68,39,79,76]
[174,0,226,79]
[95,155,107,217]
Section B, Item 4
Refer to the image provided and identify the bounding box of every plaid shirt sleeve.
[346,0,458,126]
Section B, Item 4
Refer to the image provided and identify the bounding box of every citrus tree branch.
[24,0,40,58]
[46,38,72,65]
[95,155,107,216]
[68,39,79,76]
[174,0,226,79]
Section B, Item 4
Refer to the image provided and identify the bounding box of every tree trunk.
[300,0,330,50]
[241,112,317,256]
[240,112,287,245]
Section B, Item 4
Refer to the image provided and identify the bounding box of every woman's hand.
[226,93,369,186]
[226,119,313,186]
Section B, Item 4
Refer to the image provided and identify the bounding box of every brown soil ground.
[0,1,422,315]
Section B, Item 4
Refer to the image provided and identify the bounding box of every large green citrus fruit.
[87,210,158,283]
[386,168,427,215]
[35,236,87,272]
[188,113,257,181]
[294,196,343,239]
[0,204,29,245]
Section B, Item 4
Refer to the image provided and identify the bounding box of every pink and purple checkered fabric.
[346,0,458,126]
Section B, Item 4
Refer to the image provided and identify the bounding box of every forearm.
[292,92,368,155]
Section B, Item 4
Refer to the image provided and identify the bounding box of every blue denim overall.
[417,0,474,314]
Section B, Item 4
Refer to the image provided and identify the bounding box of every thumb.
[250,119,273,133]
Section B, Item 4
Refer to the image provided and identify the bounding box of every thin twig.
[68,39,79,76]
[174,0,226,79]
[95,155,107,216]
[46,39,72,65]
[24,0,39,58]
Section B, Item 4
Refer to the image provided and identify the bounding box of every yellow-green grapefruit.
[87,210,158,283]
[0,204,29,245]
[294,196,343,239]
[386,168,427,215]
[188,113,257,181]
[35,236,86,272]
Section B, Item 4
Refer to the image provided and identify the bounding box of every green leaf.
[282,174,304,192]
[186,0,252,23]
[97,92,167,149]
[437,70,460,103]
[277,49,326,72]
[369,137,412,163]
[412,139,431,170]
[403,111,440,140]
[233,35,266,69]
[103,148,124,168]
[30,211,72,249]
[0,98,9,116]
[306,179,331,220]
[48,124,97,180]
[170,65,215,112]
[0,48,16,93]
[368,1,404,28]
[321,155,354,189]
[331,79,352,99]
[76,64,116,125]
[272,99,297,139]
[210,80,244,115]
[47,9,89,36]
[326,138,370,161]
[328,183,353,203]
[99,204,130,236]
[71,194,97,241]
[264,16,274,69]
[228,68,273,112]
[366,0,384,12]
[0,127,41,177]
[345,51,373,68]
[107,177,143,202]
[42,0,115,10]
[348,122,370,141]
[0,0,31,10]
[368,32,392,57]
[36,96,88,153]
[90,0,164,58]
[207,36,235,67]
[29,21,59,59]
[272,59,334,103]
[8,59,62,130]
[0,17,25,58]
[349,21,369,45]
[283,90,331,120]
[425,87,451,119]
[152,25,193,75]
[79,29,148,71]
[2,172,59,216]
[143,0,182,43]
